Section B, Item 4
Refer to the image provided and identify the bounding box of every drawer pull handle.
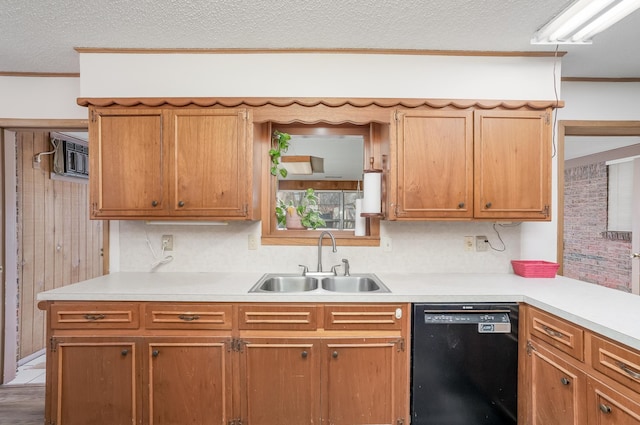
[542,325,564,339]
[178,314,200,322]
[616,361,640,379]
[84,314,105,321]
[560,377,570,385]
[152,350,160,358]
[599,404,612,414]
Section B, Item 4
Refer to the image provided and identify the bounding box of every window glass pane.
[607,161,633,232]
[276,189,359,231]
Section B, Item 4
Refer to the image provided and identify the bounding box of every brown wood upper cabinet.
[393,108,552,221]
[88,106,252,220]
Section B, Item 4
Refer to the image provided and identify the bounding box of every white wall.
[117,220,521,274]
[81,52,560,273]
[4,53,566,273]
[520,81,640,263]
[0,76,85,119]
[79,53,560,100]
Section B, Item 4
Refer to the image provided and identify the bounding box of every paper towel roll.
[362,172,382,214]
[354,198,366,236]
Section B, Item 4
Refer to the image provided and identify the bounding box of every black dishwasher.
[411,303,518,425]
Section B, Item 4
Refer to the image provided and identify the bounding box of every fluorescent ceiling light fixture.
[531,0,640,44]
[281,156,324,175]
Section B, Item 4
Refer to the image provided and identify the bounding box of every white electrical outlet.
[476,236,488,252]
[464,236,474,252]
[248,234,259,250]
[161,235,174,251]
[382,237,392,252]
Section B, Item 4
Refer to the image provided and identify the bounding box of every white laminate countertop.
[37,272,640,351]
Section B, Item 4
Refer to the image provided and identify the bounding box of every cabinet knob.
[560,377,570,385]
[485,202,492,209]
[458,202,465,208]
[152,350,160,358]
[301,351,308,358]
[178,201,185,207]
[332,351,338,359]
[599,404,612,414]
[121,349,129,356]
[151,200,158,207]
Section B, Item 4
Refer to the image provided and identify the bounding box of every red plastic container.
[511,260,559,278]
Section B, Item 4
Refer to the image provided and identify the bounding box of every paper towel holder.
[361,157,384,218]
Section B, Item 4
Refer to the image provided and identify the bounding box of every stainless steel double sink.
[248,273,390,293]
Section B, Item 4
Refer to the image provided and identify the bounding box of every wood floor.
[0,385,44,425]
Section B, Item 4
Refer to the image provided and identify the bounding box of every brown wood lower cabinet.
[42,301,410,425]
[522,306,640,425]
[323,338,404,425]
[50,337,139,425]
[144,338,233,425]
[241,338,321,425]
[526,339,587,425]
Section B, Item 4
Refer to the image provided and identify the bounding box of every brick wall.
[564,162,632,292]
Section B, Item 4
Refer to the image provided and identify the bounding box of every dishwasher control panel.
[423,311,511,333]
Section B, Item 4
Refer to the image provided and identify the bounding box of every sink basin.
[321,274,390,293]
[249,274,318,292]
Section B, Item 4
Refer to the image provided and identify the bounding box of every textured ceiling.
[1,0,639,77]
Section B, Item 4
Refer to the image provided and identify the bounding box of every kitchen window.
[277,189,359,231]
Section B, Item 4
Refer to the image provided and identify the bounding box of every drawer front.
[588,333,640,393]
[324,304,404,331]
[144,303,233,330]
[238,305,317,330]
[528,307,584,361]
[50,303,140,329]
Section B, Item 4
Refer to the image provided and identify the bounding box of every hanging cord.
[33,137,61,166]
[145,232,174,270]
[551,44,560,159]
[485,223,522,252]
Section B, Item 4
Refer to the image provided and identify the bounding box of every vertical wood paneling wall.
[16,131,105,359]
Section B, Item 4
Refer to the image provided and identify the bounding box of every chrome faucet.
[317,231,337,273]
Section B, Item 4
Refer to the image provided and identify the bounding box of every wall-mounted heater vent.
[52,132,89,179]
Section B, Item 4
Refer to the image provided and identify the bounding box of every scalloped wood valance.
[77,97,564,110]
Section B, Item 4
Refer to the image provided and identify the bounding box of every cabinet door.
[587,377,640,425]
[526,340,587,425]
[169,108,249,217]
[395,110,473,219]
[145,338,233,425]
[240,338,320,425]
[323,338,406,425]
[50,338,139,425]
[90,107,167,218]
[474,109,551,220]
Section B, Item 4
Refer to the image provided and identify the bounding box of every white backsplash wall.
[117,221,521,274]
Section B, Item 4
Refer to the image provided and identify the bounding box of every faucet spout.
[317,231,337,273]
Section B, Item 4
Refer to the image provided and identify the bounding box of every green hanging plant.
[269,130,291,178]
[275,188,326,230]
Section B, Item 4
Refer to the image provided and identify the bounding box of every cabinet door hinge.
[228,419,243,425]
[541,205,550,217]
[228,338,247,352]
[50,337,57,353]
[526,340,536,357]
[397,418,405,425]
[544,112,551,125]
[394,338,405,352]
